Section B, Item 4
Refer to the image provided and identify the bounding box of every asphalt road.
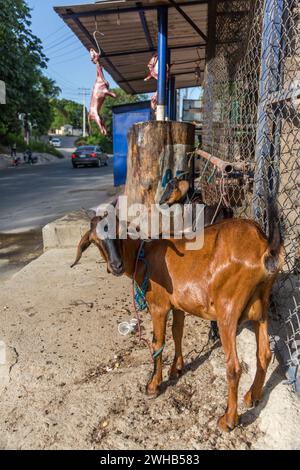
[0,141,114,233]
[0,137,114,281]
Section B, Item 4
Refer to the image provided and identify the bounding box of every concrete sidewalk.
[0,240,300,449]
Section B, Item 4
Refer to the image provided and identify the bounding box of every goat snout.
[109,261,124,276]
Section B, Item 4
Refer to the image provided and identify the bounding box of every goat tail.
[264,196,283,274]
[70,230,92,268]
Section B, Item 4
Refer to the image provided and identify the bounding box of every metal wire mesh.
[198,0,300,390]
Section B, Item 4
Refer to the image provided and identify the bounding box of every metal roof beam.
[119,69,204,83]
[60,1,209,20]
[137,3,154,50]
[99,37,237,59]
[167,0,208,42]
[101,42,206,59]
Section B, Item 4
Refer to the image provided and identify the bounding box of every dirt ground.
[0,246,300,450]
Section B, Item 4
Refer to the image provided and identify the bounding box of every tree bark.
[125,121,195,209]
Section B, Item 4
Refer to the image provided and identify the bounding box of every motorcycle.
[23,150,38,165]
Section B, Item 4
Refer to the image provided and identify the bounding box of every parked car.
[71,145,108,168]
[51,137,61,148]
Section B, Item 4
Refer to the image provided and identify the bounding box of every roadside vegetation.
[0,0,61,151]
[49,99,82,133]
[0,134,64,158]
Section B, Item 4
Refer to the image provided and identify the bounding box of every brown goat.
[72,201,283,432]
[160,176,233,342]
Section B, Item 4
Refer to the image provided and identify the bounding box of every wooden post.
[125,121,195,209]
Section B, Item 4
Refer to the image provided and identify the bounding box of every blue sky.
[27,0,117,104]
[27,0,199,104]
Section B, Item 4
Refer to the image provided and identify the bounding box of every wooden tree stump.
[125,121,195,209]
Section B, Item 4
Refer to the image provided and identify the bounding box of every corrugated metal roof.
[54,1,210,94]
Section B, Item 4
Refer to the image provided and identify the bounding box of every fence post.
[253,0,284,225]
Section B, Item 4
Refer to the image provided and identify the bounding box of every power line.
[47,44,85,61]
[44,35,79,52]
[59,85,79,93]
[43,30,75,48]
[46,66,82,89]
[40,25,66,42]
[45,29,70,42]
[44,32,74,50]
[50,52,89,66]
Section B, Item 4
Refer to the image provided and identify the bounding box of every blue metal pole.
[157,6,168,120]
[168,76,176,120]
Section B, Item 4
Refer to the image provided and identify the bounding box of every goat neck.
[119,238,143,279]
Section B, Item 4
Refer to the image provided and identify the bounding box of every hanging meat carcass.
[88,48,116,136]
[144,53,159,81]
[144,53,169,113]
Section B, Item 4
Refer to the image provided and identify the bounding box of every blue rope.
[133,241,166,360]
[152,343,165,359]
[133,241,149,311]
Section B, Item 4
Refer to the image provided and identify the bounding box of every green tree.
[50,99,82,131]
[0,0,60,141]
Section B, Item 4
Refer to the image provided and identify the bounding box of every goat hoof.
[169,357,184,380]
[169,366,183,380]
[217,414,238,433]
[169,370,182,381]
[145,384,160,398]
[244,390,260,409]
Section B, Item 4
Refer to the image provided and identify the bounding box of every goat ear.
[70,230,92,268]
[178,180,189,199]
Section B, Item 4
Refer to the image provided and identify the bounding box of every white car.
[51,138,61,148]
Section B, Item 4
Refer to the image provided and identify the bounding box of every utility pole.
[78,88,90,137]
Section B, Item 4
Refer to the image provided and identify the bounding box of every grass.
[29,141,64,158]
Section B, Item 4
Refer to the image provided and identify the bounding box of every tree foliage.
[0,0,60,141]
[50,99,82,131]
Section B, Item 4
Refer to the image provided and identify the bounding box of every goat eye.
[104,225,108,232]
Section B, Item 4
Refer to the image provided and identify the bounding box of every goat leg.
[169,309,185,379]
[146,307,168,397]
[244,320,272,408]
[217,319,241,432]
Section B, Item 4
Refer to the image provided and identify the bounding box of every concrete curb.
[42,210,90,251]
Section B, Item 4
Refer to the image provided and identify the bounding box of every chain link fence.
[197,0,300,394]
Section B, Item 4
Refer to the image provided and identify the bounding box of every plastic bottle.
[118,318,138,336]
